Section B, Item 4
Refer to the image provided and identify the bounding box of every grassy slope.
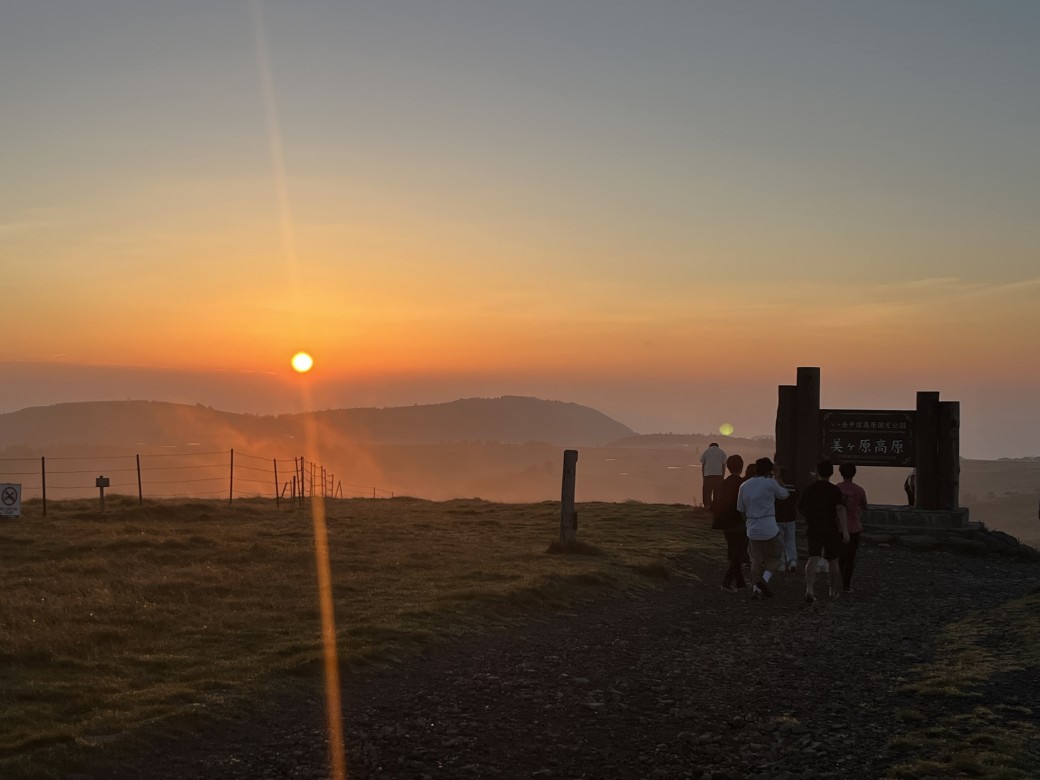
[888,593,1040,779]
[2,497,1037,779]
[0,496,707,777]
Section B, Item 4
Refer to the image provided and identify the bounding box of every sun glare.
[291,351,314,373]
[719,422,734,436]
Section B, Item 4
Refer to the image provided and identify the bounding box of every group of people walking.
[702,443,867,603]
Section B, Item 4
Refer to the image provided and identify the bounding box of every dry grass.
[0,495,710,777]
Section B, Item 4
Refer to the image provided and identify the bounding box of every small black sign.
[819,409,915,467]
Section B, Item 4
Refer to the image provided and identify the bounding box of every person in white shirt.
[736,457,789,600]
[699,442,728,510]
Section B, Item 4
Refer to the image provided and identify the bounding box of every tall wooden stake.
[560,449,578,545]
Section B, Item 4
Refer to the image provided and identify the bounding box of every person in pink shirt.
[837,462,868,592]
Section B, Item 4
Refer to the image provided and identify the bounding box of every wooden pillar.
[775,385,797,483]
[560,449,578,545]
[915,391,941,510]
[794,367,821,491]
[937,401,960,511]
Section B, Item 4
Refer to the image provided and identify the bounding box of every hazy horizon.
[2,360,1037,461]
[4,3,1039,462]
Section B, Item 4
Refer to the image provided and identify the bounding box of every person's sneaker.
[756,579,773,599]
[804,593,816,605]
[720,584,738,593]
[750,588,763,600]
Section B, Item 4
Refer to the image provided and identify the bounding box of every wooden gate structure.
[774,367,968,529]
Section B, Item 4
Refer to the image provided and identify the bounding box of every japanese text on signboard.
[819,410,915,467]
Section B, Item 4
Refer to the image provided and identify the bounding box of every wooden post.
[794,367,821,491]
[560,449,578,545]
[775,384,798,482]
[937,401,960,511]
[915,392,940,509]
[273,459,280,507]
[229,449,235,505]
[136,454,143,504]
[41,456,47,517]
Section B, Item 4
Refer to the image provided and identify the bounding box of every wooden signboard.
[819,409,915,467]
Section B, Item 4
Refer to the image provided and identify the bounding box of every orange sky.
[4,2,1040,458]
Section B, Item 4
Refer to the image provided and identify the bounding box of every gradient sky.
[3,1,1039,458]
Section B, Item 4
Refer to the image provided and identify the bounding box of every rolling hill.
[0,396,634,453]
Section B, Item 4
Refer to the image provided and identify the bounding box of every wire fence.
[0,449,398,514]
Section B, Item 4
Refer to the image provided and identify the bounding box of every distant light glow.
[291,352,314,373]
[719,422,734,436]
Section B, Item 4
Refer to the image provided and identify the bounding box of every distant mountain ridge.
[310,396,634,445]
[0,396,635,453]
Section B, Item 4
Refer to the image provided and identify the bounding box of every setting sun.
[291,352,314,373]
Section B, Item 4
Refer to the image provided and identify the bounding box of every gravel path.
[82,544,1038,780]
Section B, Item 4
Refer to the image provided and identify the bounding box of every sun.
[291,351,314,373]
[719,422,734,436]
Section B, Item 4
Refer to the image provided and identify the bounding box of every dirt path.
[79,545,1038,780]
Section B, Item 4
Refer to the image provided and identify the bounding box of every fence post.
[229,449,234,506]
[273,459,280,507]
[136,454,143,504]
[41,456,47,516]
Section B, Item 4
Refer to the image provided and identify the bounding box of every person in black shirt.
[798,459,849,603]
[712,454,748,592]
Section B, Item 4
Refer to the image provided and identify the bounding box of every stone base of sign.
[860,523,1040,562]
[861,504,970,531]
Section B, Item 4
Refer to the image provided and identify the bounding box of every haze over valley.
[3,396,1037,547]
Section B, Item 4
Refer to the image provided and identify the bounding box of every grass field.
[888,592,1040,779]
[5,495,1037,779]
[0,495,709,778]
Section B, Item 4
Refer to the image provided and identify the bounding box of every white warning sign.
[1,483,22,518]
